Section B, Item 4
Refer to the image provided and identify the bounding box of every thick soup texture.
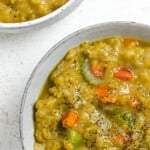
[0,0,68,23]
[34,37,150,150]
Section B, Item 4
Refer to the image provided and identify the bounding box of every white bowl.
[19,21,150,150]
[0,0,82,33]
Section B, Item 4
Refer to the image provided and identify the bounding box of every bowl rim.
[19,21,150,149]
[0,0,80,29]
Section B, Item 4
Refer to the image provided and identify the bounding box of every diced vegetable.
[114,67,133,81]
[81,58,101,85]
[67,129,83,149]
[91,63,104,77]
[114,133,124,145]
[119,112,135,127]
[96,85,116,104]
[114,133,130,145]
[62,110,79,128]
[100,96,116,104]
[96,85,110,98]
[123,39,139,48]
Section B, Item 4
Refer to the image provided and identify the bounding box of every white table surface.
[0,0,150,149]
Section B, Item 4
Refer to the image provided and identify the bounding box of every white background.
[0,0,150,149]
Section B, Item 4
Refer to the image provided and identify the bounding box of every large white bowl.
[19,22,150,150]
[0,0,82,33]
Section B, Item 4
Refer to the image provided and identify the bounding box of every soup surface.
[0,0,68,23]
[34,37,150,150]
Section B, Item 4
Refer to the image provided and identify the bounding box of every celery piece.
[81,58,101,86]
[67,129,82,149]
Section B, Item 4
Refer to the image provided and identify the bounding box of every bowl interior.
[20,22,150,149]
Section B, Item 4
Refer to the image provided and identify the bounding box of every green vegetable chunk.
[119,112,135,127]
[81,58,101,85]
[67,129,83,149]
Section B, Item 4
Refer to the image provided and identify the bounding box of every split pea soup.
[0,0,68,23]
[34,37,150,150]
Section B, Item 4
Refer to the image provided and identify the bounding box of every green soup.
[34,37,150,150]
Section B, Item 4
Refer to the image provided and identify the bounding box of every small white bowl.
[19,21,150,150]
[0,0,82,33]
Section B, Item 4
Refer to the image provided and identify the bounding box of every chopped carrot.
[91,64,105,77]
[96,85,110,98]
[114,133,124,144]
[124,39,139,48]
[114,67,133,81]
[96,85,116,104]
[100,95,116,104]
[62,110,78,128]
[114,133,130,145]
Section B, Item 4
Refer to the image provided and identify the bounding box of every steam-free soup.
[0,0,68,23]
[34,37,150,150]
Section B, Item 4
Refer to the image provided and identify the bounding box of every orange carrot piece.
[114,133,125,144]
[62,110,78,128]
[114,133,130,145]
[91,64,104,77]
[96,85,110,98]
[96,85,116,104]
[100,96,116,104]
[124,39,139,48]
[114,67,133,81]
